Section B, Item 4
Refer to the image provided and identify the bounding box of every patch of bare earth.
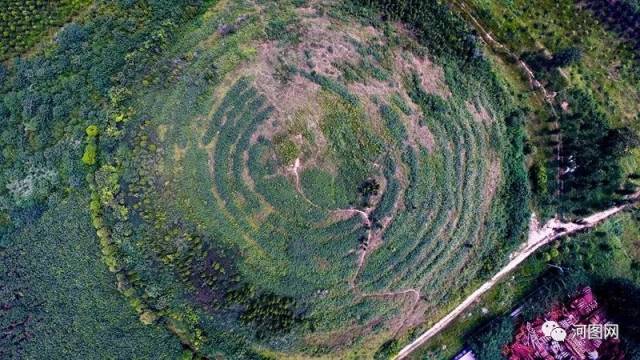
[466,100,494,124]
[394,50,451,99]
[393,50,451,153]
[304,317,385,350]
[481,155,501,207]
[242,12,373,168]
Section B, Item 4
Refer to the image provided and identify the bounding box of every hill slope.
[0,0,541,358]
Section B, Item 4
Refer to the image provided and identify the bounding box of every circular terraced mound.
[95,1,525,357]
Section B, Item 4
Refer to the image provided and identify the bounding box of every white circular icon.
[541,320,559,336]
[550,327,567,342]
[541,320,567,342]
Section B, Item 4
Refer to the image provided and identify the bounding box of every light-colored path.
[394,196,638,359]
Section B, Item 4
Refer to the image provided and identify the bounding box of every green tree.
[82,142,97,165]
[468,317,514,359]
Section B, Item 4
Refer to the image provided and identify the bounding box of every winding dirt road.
[289,160,424,332]
[450,0,557,106]
[394,195,639,359]
[392,7,639,354]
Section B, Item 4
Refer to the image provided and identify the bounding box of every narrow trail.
[289,158,303,194]
[288,163,375,287]
[361,288,420,300]
[451,0,564,197]
[330,207,373,288]
[451,0,557,107]
[330,208,371,226]
[290,166,423,330]
[332,205,423,333]
[288,157,322,207]
[360,288,423,334]
[394,193,640,360]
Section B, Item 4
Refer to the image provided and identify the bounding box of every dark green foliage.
[523,46,583,73]
[358,177,380,207]
[594,279,640,347]
[301,70,360,106]
[240,294,298,338]
[559,89,637,215]
[405,73,448,116]
[361,59,390,81]
[348,0,481,62]
[373,339,400,360]
[0,64,6,86]
[379,104,407,144]
[266,18,296,42]
[502,110,531,248]
[467,317,515,360]
[520,50,552,72]
[0,0,213,355]
[226,286,300,339]
[585,0,640,58]
[334,61,366,83]
[0,0,91,60]
[358,178,380,197]
[551,47,583,67]
[201,78,252,145]
[0,194,182,359]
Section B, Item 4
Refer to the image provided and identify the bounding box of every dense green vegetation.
[1,0,639,358]
[0,0,224,357]
[0,193,183,359]
[352,0,481,61]
[559,89,639,215]
[457,0,640,219]
[2,0,530,356]
[0,0,92,60]
[112,0,531,356]
[585,0,640,57]
[416,211,640,359]
[388,0,640,356]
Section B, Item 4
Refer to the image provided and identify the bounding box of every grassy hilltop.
[1,0,639,359]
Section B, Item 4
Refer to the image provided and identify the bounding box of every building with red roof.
[504,287,623,360]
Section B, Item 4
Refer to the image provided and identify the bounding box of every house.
[453,348,477,360]
[504,287,623,360]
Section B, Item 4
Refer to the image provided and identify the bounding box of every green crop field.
[1,0,639,359]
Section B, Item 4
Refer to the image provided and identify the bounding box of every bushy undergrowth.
[558,89,639,216]
[8,0,620,358]
[0,0,91,60]
[0,0,215,356]
[464,214,640,358]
